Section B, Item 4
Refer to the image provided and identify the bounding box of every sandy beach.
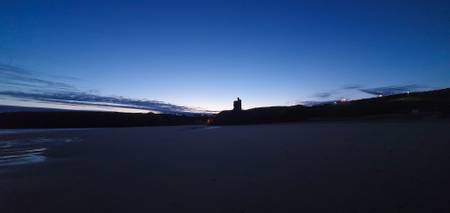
[1,122,450,212]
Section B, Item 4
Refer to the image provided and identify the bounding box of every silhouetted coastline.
[0,111,208,129]
[1,88,449,128]
[212,88,450,125]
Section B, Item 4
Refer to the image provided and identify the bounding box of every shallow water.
[0,128,86,135]
[0,133,82,167]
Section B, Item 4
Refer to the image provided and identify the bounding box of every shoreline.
[2,122,450,212]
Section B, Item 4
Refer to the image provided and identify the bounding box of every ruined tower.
[233,97,242,111]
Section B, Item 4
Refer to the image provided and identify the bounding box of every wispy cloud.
[298,100,339,107]
[0,64,76,92]
[341,84,362,90]
[359,84,428,96]
[311,92,333,99]
[0,64,211,114]
[301,84,429,106]
[0,91,210,114]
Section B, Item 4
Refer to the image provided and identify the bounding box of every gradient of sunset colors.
[1,0,449,113]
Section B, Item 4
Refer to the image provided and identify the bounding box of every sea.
[0,129,83,167]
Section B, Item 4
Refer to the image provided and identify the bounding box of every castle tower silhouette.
[233,97,242,111]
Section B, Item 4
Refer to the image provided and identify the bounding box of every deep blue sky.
[1,0,449,112]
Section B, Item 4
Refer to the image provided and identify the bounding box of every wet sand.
[1,122,450,212]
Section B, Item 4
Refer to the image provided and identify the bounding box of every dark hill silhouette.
[1,88,449,128]
[211,88,450,125]
[0,111,207,128]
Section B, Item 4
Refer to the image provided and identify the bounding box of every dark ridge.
[1,88,449,128]
[0,111,208,128]
[211,88,450,125]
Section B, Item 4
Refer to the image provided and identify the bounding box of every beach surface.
[1,122,450,212]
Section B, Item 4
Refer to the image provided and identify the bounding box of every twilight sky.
[0,0,449,113]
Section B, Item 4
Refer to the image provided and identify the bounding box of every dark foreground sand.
[1,122,450,212]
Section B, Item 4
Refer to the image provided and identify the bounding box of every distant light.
[340,98,348,102]
[378,94,383,97]
[206,119,213,125]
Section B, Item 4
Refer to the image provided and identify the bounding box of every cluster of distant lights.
[376,90,411,98]
[333,98,348,105]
